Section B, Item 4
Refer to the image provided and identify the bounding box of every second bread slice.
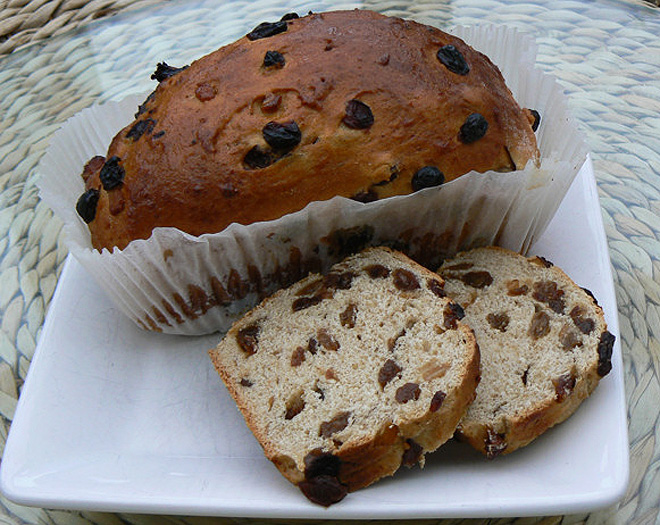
[438,246,615,459]
[210,247,480,506]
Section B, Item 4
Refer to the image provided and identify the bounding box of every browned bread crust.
[78,9,539,251]
[209,247,480,505]
[438,246,614,458]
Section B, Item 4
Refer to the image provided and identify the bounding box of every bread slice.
[438,246,615,458]
[209,247,480,506]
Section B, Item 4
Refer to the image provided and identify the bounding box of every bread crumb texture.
[439,246,614,458]
[210,247,480,505]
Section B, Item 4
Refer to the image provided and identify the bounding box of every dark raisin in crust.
[298,475,348,506]
[436,45,470,75]
[151,62,188,82]
[528,109,541,132]
[411,166,445,192]
[76,188,100,223]
[263,50,286,68]
[126,118,156,142]
[99,156,125,190]
[247,20,288,41]
[342,99,374,129]
[401,439,424,467]
[263,121,301,150]
[458,113,489,144]
[243,146,274,169]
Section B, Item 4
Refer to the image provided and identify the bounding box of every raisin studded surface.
[411,166,445,192]
[458,113,489,144]
[529,109,541,132]
[428,278,446,298]
[487,312,510,332]
[291,346,306,367]
[285,391,305,419]
[263,50,285,68]
[342,99,374,129]
[365,264,390,279]
[553,371,576,402]
[378,359,402,388]
[429,390,446,412]
[559,324,582,350]
[536,256,554,268]
[484,427,507,459]
[443,302,465,329]
[324,271,355,290]
[307,337,319,355]
[151,62,187,82]
[339,303,358,328]
[243,145,274,169]
[436,44,470,75]
[319,411,351,437]
[597,331,615,377]
[532,281,565,314]
[304,450,340,479]
[75,188,100,223]
[99,156,125,190]
[247,20,288,41]
[280,12,299,21]
[460,271,493,288]
[263,121,301,150]
[299,475,348,507]
[292,295,323,312]
[392,268,420,291]
[239,378,253,387]
[529,309,551,339]
[296,278,324,296]
[236,323,260,355]
[506,279,529,296]
[317,329,340,351]
[570,305,596,334]
[126,118,156,141]
[395,382,420,403]
[401,439,424,467]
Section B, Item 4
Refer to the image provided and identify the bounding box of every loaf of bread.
[209,247,480,506]
[438,246,614,458]
[76,9,540,251]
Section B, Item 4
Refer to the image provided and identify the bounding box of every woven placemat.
[0,0,168,55]
[0,0,658,55]
[1,0,660,523]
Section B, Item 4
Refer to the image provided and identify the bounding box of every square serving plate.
[1,157,628,519]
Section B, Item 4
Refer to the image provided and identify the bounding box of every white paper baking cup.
[38,24,588,335]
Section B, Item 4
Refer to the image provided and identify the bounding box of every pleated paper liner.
[38,23,588,335]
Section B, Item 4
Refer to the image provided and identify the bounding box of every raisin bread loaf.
[438,246,615,458]
[209,247,480,506]
[76,9,539,251]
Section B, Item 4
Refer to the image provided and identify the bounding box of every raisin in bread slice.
[438,246,615,459]
[209,247,480,506]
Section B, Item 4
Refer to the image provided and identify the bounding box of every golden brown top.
[78,9,539,251]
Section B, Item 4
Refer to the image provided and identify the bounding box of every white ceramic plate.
[1,158,628,519]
